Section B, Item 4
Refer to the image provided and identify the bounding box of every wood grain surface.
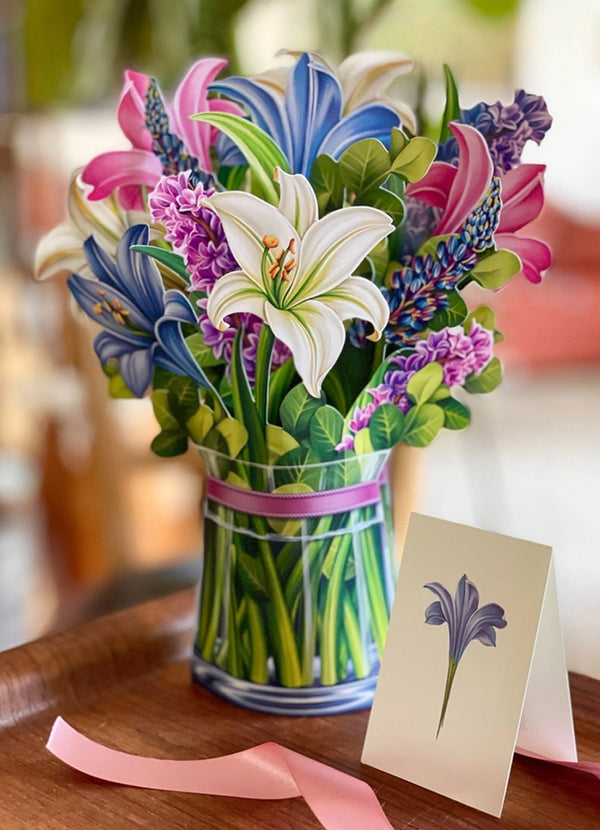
[0,588,598,828]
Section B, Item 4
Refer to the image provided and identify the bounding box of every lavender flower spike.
[424,574,507,737]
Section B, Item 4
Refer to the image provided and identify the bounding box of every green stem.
[342,593,369,679]
[320,529,354,685]
[254,518,303,687]
[199,518,227,661]
[362,519,392,657]
[437,658,459,738]
[225,549,244,678]
[254,325,275,430]
[246,599,269,683]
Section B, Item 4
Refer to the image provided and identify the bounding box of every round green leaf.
[402,404,445,447]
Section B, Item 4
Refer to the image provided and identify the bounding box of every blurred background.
[0,0,599,679]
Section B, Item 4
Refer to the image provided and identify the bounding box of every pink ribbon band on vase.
[46,718,600,829]
[46,717,394,830]
[206,473,387,519]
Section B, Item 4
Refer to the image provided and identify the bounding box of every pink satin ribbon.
[46,719,600,828]
[516,746,600,780]
[206,475,384,518]
[46,717,394,829]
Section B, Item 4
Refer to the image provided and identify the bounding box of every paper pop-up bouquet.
[36,51,552,715]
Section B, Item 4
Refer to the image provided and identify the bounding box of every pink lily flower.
[81,59,241,211]
[407,122,551,283]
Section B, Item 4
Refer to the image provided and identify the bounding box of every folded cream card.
[362,513,576,818]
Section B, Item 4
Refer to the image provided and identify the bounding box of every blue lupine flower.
[210,53,402,177]
[374,235,477,349]
[424,574,507,737]
[68,225,213,397]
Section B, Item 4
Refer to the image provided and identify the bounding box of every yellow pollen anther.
[263,234,279,249]
[268,262,280,279]
[92,302,103,315]
[113,311,126,325]
[284,258,296,272]
[113,297,123,310]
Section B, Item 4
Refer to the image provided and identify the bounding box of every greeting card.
[362,513,576,817]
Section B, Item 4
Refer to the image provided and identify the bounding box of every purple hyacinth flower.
[424,574,507,736]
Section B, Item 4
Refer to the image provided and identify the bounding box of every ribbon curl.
[47,717,394,830]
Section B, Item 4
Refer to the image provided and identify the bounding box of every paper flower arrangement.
[34,50,551,711]
[36,51,552,468]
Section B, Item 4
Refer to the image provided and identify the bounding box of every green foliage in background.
[23,0,250,107]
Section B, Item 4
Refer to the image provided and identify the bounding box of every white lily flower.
[34,170,150,280]
[337,51,417,133]
[205,169,392,398]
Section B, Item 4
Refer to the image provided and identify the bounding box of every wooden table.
[1,589,599,828]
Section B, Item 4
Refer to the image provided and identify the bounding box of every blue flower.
[68,225,212,397]
[424,574,507,736]
[210,53,402,177]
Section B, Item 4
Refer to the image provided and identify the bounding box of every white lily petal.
[378,95,417,135]
[264,299,346,398]
[34,223,88,281]
[252,65,289,98]
[275,167,318,237]
[320,276,389,338]
[206,271,267,330]
[68,172,130,247]
[337,51,414,113]
[286,206,392,304]
[205,191,300,290]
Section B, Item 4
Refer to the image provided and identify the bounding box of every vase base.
[191,650,378,716]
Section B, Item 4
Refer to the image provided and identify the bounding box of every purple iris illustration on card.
[424,574,507,737]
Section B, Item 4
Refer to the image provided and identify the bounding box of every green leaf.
[217,164,248,191]
[215,418,248,458]
[438,397,471,430]
[237,552,270,603]
[471,249,521,289]
[439,64,461,143]
[369,404,405,450]
[266,424,299,463]
[185,333,225,367]
[338,138,391,194]
[130,244,190,282]
[185,405,215,444]
[106,369,136,399]
[202,425,229,455]
[356,187,404,224]
[310,155,344,214]
[463,357,503,394]
[309,405,345,458]
[151,428,188,457]
[280,384,324,441]
[152,389,180,430]
[390,136,436,182]
[406,362,444,405]
[389,127,409,162]
[230,329,267,464]
[190,112,290,204]
[465,304,505,343]
[428,290,469,331]
[402,404,445,447]
[167,376,200,425]
[354,427,374,454]
[268,358,297,424]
